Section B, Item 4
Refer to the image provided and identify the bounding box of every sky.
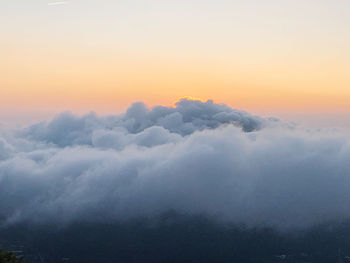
[1,0,350,126]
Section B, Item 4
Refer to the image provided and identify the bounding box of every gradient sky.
[1,0,350,125]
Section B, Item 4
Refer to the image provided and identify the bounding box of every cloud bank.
[0,98,349,228]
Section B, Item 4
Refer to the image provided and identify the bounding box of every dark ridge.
[2,213,350,263]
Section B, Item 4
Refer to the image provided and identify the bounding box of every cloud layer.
[0,98,349,228]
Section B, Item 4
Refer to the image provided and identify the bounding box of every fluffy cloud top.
[0,98,349,228]
[20,99,264,148]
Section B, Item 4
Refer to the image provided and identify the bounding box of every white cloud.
[0,98,349,229]
[48,1,68,6]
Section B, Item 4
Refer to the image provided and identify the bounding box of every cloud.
[0,98,349,229]
[47,1,68,6]
[19,98,264,148]
[0,137,13,161]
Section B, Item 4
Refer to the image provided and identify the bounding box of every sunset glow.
[1,0,350,125]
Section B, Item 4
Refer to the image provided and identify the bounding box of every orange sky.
[1,0,350,125]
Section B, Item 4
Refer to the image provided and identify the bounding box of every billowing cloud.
[20,99,264,147]
[0,98,349,229]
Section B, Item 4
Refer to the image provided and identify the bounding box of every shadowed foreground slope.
[2,214,350,263]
